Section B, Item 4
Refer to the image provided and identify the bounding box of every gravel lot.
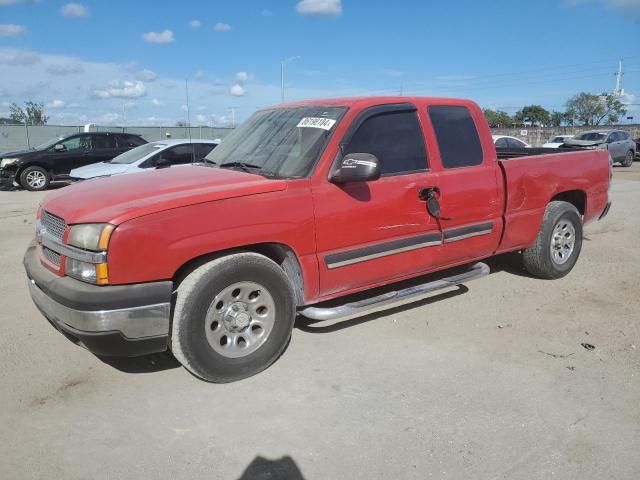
[1,166,639,480]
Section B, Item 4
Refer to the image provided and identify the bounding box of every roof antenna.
[185,78,195,163]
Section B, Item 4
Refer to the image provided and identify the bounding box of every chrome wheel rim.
[26,171,46,189]
[550,220,576,265]
[204,281,276,358]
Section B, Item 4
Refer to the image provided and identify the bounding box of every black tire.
[170,252,296,383]
[621,150,634,167]
[19,166,50,191]
[522,201,583,279]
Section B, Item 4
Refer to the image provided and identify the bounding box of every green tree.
[565,92,627,126]
[549,111,564,127]
[0,117,17,125]
[175,120,189,127]
[514,105,550,127]
[9,101,49,125]
[483,109,513,128]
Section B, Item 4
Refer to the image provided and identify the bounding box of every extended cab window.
[428,106,483,168]
[118,135,146,148]
[344,111,427,175]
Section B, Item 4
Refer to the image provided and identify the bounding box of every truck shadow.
[97,351,181,374]
[236,455,305,480]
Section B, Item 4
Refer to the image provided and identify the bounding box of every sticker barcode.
[296,117,337,130]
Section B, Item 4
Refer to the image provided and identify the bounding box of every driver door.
[50,134,93,177]
[312,104,442,297]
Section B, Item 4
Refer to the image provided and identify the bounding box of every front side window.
[110,143,165,164]
[118,135,146,148]
[495,138,508,148]
[205,106,346,178]
[343,110,427,175]
[428,106,483,168]
[57,134,92,151]
[161,144,196,165]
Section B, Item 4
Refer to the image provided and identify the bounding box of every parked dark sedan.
[0,132,147,191]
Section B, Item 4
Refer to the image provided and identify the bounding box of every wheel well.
[172,243,305,306]
[551,190,586,215]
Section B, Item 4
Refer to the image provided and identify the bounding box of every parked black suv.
[0,132,147,191]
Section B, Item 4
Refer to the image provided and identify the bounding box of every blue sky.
[0,0,639,126]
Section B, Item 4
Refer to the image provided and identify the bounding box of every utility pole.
[227,107,236,127]
[280,56,300,103]
[614,58,624,97]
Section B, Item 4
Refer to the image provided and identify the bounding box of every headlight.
[0,158,19,168]
[66,258,109,285]
[67,223,115,251]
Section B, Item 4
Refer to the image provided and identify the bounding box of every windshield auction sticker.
[296,117,337,130]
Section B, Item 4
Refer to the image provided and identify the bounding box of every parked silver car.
[563,129,636,167]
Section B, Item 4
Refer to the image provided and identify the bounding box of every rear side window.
[428,106,483,168]
[495,138,508,148]
[344,110,427,175]
[619,132,629,140]
[118,135,146,148]
[196,143,216,160]
[92,135,117,149]
[507,138,526,149]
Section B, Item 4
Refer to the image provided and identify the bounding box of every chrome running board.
[299,262,490,322]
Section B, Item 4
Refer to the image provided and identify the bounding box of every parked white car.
[70,139,220,180]
[492,135,531,148]
[542,135,574,148]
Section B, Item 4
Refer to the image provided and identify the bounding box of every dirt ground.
[0,165,638,479]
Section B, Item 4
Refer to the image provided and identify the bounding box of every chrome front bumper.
[28,279,170,339]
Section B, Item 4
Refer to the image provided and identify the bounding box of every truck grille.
[41,210,66,241]
[42,247,61,267]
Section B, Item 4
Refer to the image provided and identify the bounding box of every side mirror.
[155,158,171,169]
[54,144,66,152]
[329,153,380,184]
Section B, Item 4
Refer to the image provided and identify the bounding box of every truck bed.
[496,146,584,160]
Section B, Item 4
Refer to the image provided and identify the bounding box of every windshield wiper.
[218,161,262,173]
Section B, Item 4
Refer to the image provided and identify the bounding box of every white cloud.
[46,62,83,75]
[0,49,40,65]
[230,84,246,96]
[136,69,157,82]
[236,71,249,83]
[197,105,207,111]
[46,99,66,109]
[381,69,404,78]
[61,3,89,17]
[195,114,207,123]
[605,0,640,16]
[296,0,342,16]
[151,98,164,107]
[93,80,147,99]
[142,29,174,44]
[190,19,201,28]
[213,22,231,31]
[0,24,25,37]
[99,112,121,124]
[181,104,188,111]
[0,0,39,5]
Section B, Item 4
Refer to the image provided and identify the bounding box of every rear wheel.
[522,201,583,279]
[20,166,50,191]
[621,150,634,167]
[170,252,296,382]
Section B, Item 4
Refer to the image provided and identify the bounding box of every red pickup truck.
[24,96,611,382]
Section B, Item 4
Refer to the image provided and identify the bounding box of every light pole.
[280,56,300,103]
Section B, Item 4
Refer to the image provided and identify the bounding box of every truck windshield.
[204,106,346,178]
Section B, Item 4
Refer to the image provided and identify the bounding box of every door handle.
[418,186,452,221]
[418,186,440,201]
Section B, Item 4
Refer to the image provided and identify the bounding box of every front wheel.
[621,150,634,167]
[522,201,583,279]
[20,166,50,191]
[170,252,296,382]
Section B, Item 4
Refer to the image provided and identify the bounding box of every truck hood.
[42,165,287,225]
[70,161,130,179]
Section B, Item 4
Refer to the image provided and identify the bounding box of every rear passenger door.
[607,132,623,161]
[89,134,120,164]
[424,105,503,266]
